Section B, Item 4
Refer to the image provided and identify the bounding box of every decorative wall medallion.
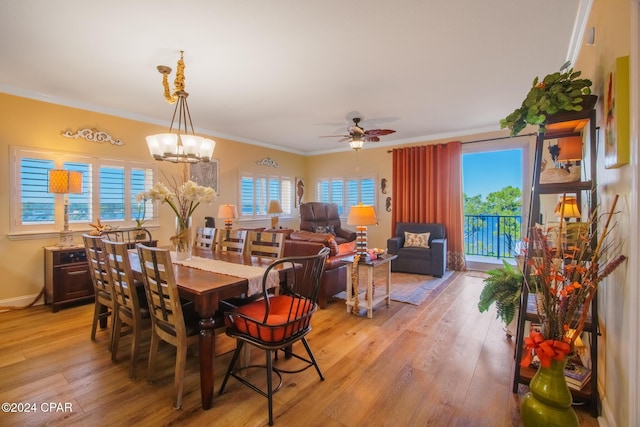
[60,128,124,146]
[256,157,279,168]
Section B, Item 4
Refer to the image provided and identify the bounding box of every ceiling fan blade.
[338,137,351,143]
[364,129,396,137]
[319,134,350,138]
[363,136,381,142]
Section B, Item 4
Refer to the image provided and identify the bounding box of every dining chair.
[136,244,200,409]
[194,226,219,250]
[218,229,248,254]
[102,239,150,380]
[247,231,285,259]
[218,247,330,426]
[82,234,115,350]
[101,227,155,249]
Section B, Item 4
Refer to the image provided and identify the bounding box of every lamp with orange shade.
[557,136,583,171]
[347,203,378,262]
[554,196,581,221]
[217,204,238,230]
[48,169,83,247]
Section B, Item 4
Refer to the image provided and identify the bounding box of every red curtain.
[391,142,466,271]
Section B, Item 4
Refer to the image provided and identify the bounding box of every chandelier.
[146,51,215,163]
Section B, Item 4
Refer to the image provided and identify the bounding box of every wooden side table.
[44,245,94,312]
[343,254,397,318]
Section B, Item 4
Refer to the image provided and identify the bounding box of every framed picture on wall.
[604,55,630,169]
[190,159,220,195]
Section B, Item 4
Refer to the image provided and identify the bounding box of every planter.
[520,358,579,427]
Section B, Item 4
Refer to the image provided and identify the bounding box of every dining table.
[129,246,286,410]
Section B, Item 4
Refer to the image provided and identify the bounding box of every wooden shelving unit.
[512,103,600,417]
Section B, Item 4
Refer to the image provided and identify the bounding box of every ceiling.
[0,0,589,155]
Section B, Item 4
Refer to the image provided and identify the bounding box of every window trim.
[316,175,378,217]
[238,172,294,220]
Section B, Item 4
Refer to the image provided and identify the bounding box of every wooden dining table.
[129,246,284,410]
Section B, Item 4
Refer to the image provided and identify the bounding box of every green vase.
[521,358,579,427]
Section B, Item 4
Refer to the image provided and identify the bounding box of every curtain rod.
[386,132,537,152]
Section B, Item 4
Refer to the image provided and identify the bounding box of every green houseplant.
[500,63,593,136]
[478,260,523,331]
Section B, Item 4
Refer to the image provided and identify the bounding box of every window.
[317,176,376,215]
[11,146,157,234]
[240,173,293,219]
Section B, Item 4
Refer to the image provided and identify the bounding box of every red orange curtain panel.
[391,142,466,271]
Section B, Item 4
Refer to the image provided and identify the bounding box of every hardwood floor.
[0,272,599,427]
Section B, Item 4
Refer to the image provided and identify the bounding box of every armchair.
[387,222,447,277]
[299,202,356,244]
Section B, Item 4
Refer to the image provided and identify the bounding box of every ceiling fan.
[321,117,396,150]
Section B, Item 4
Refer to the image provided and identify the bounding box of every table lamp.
[48,169,83,247]
[347,203,378,262]
[557,136,583,169]
[217,204,238,230]
[267,200,283,228]
[554,196,581,221]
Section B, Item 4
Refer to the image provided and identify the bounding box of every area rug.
[334,269,457,306]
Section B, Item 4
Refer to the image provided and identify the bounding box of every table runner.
[171,253,279,295]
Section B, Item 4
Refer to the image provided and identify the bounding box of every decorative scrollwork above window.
[256,157,279,168]
[60,128,124,146]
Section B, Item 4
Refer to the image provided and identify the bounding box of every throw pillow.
[404,231,430,248]
[313,224,336,235]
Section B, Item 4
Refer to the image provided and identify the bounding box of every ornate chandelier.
[146,51,215,163]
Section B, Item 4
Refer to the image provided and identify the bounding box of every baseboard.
[0,293,45,313]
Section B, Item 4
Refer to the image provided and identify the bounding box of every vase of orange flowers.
[519,195,626,427]
[138,178,216,260]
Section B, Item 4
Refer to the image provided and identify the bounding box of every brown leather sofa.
[283,230,356,308]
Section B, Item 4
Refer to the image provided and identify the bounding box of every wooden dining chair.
[101,227,155,249]
[218,247,330,426]
[247,231,285,259]
[194,226,219,250]
[102,239,150,380]
[218,229,248,254]
[82,234,115,349]
[136,244,200,409]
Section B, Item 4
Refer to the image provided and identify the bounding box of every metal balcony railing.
[464,214,522,259]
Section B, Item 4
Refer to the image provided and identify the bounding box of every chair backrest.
[101,227,154,249]
[247,231,285,259]
[218,229,248,254]
[136,245,188,339]
[394,222,446,241]
[102,239,143,316]
[299,202,343,234]
[82,234,111,296]
[225,247,330,344]
[194,227,219,250]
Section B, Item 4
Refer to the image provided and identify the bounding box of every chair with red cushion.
[218,247,330,426]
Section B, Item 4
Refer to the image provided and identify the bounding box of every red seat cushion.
[226,295,314,343]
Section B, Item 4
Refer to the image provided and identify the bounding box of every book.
[564,361,591,390]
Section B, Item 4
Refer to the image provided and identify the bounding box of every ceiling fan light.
[349,139,364,150]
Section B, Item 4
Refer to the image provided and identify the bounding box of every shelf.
[537,181,594,194]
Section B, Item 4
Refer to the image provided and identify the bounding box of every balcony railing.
[464,214,522,259]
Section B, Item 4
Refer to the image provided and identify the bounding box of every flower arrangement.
[520,195,626,368]
[136,178,216,254]
[133,195,148,228]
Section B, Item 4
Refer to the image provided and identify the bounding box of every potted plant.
[500,63,594,136]
[478,259,523,336]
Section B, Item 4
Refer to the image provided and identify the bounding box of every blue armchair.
[387,222,447,277]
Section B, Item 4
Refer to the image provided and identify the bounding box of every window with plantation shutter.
[240,172,293,219]
[316,175,377,216]
[10,146,157,235]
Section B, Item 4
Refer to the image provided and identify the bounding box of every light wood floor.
[0,272,599,427]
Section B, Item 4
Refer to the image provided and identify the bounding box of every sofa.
[283,230,356,308]
[387,222,447,277]
[299,202,357,244]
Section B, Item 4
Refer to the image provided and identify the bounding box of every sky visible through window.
[462,149,522,199]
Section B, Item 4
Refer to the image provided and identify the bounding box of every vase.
[521,358,579,427]
[174,216,193,261]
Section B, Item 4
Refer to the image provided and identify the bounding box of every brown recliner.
[299,202,356,244]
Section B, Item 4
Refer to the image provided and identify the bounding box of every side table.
[343,254,397,318]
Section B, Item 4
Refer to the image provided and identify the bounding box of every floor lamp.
[347,203,378,262]
[48,169,83,247]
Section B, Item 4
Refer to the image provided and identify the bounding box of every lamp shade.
[554,196,581,219]
[347,203,378,226]
[217,204,238,219]
[557,136,583,161]
[48,170,83,194]
[267,200,283,215]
